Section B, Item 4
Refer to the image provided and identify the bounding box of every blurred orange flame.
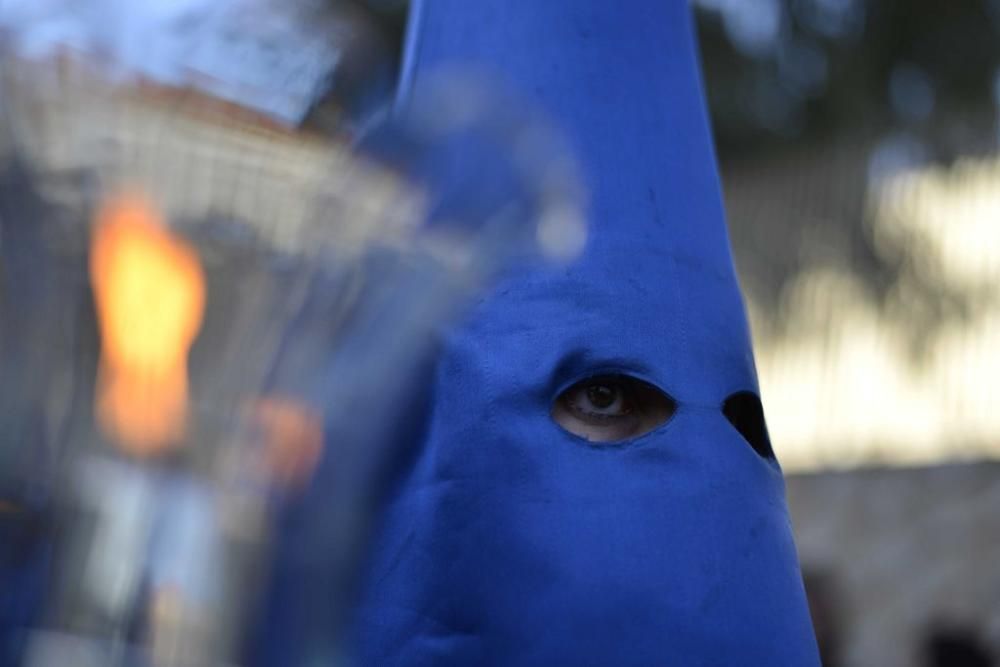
[90,193,206,456]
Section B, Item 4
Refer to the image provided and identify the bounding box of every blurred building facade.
[789,463,1000,666]
[695,1,1000,664]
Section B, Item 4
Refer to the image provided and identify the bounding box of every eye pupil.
[586,383,617,410]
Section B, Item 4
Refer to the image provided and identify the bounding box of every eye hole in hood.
[722,391,775,460]
[551,374,676,444]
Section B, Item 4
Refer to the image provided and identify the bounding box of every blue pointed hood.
[351,0,820,664]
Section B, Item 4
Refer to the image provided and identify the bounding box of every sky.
[0,0,342,122]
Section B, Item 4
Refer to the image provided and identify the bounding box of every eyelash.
[567,408,631,425]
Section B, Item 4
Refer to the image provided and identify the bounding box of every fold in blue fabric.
[348,0,820,664]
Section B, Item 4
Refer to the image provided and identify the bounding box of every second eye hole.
[551,374,676,444]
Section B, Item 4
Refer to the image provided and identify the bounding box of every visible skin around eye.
[550,375,675,443]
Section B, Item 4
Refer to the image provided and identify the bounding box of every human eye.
[551,374,675,443]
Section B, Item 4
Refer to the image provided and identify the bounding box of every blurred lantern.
[0,3,585,665]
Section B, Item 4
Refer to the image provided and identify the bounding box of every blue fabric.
[349,0,820,665]
[0,514,50,665]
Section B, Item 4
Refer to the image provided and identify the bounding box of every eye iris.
[586,383,618,410]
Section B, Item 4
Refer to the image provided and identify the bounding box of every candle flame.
[90,193,206,456]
